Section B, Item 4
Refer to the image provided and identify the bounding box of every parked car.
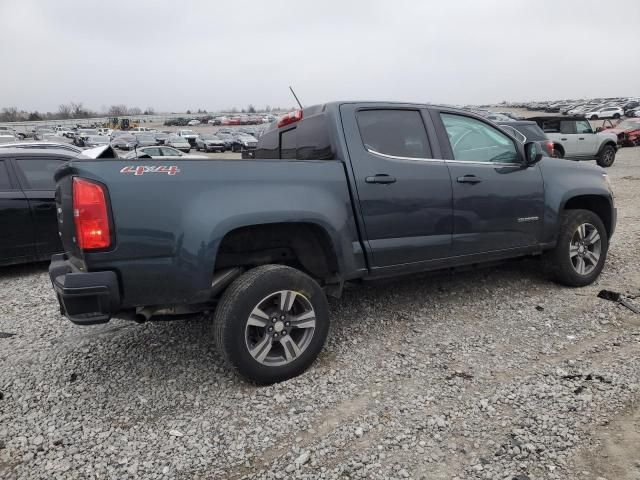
[600,118,640,146]
[0,148,77,266]
[133,133,158,147]
[178,129,198,147]
[187,119,201,126]
[622,101,639,116]
[122,146,207,159]
[498,121,555,156]
[230,133,258,152]
[111,134,138,150]
[49,101,616,384]
[83,136,111,148]
[34,128,56,141]
[195,134,226,152]
[214,133,234,150]
[582,106,624,120]
[529,116,618,166]
[73,129,99,147]
[154,132,171,145]
[165,134,191,152]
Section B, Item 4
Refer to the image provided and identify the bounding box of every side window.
[280,128,297,160]
[576,120,593,134]
[356,109,431,159]
[144,147,161,156]
[440,113,518,164]
[0,160,12,190]
[541,119,560,133]
[15,158,66,190]
[161,147,181,156]
[560,121,576,134]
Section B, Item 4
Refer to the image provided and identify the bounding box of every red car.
[601,118,640,147]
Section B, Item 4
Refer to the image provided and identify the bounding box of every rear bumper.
[49,253,120,325]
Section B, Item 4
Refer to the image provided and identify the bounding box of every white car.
[582,106,624,120]
[187,119,201,126]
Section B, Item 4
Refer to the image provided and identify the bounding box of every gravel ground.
[1,147,639,480]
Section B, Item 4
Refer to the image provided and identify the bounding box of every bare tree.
[70,102,85,117]
[0,107,19,122]
[128,107,142,115]
[144,106,155,115]
[108,104,128,116]
[58,104,72,119]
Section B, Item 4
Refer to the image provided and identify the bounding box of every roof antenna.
[289,86,303,110]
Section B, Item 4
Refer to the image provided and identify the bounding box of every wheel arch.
[214,221,342,284]
[562,194,614,238]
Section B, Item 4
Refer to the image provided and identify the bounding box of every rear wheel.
[597,145,615,167]
[213,265,329,384]
[545,209,608,287]
[590,115,598,120]
[613,113,620,119]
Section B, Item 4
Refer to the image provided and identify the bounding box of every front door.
[574,119,598,155]
[434,111,545,257]
[341,104,453,269]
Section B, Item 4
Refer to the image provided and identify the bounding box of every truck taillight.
[277,110,303,128]
[73,177,111,250]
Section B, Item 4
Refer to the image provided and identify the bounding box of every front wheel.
[213,265,329,384]
[590,115,598,120]
[544,209,608,287]
[597,145,615,167]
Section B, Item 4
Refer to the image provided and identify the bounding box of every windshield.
[181,130,195,135]
[139,135,156,141]
[201,135,217,140]
[88,136,109,142]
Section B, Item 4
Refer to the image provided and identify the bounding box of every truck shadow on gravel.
[49,257,554,399]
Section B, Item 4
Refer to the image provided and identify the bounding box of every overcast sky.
[1,0,638,113]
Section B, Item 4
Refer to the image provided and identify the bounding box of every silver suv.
[530,116,618,167]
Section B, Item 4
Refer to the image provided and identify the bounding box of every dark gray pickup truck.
[49,102,616,383]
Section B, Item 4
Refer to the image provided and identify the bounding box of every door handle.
[365,174,397,184]
[457,175,482,184]
[35,204,54,211]
[560,138,568,141]
[578,137,585,140]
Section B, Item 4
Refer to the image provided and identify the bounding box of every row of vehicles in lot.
[510,97,640,118]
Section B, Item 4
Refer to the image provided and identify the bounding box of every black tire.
[213,265,329,384]
[597,145,615,168]
[196,144,201,151]
[613,113,620,119]
[590,115,598,120]
[544,209,608,287]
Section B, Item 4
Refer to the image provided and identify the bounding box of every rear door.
[433,111,544,256]
[0,158,36,263]
[13,156,68,257]
[341,104,453,268]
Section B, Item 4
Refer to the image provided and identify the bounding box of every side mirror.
[524,141,544,166]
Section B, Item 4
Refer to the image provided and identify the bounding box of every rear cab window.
[255,108,335,160]
[356,109,432,159]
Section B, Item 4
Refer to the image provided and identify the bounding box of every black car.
[0,148,77,266]
[230,133,258,152]
[498,121,555,157]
